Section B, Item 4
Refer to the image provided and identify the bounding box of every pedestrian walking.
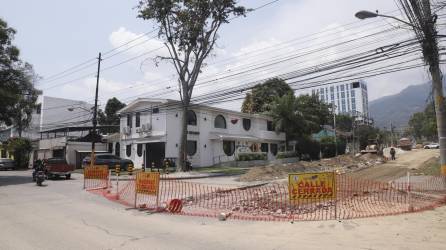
[390,147,396,160]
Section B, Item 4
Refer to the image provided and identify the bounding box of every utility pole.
[355,1,446,176]
[422,1,446,176]
[332,103,338,156]
[91,52,102,167]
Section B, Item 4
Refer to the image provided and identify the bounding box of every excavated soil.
[239,154,384,182]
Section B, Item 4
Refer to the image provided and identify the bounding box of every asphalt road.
[1,170,446,250]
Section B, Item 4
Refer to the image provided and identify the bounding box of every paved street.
[0,170,446,250]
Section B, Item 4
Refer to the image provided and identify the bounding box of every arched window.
[187,140,197,156]
[242,118,251,131]
[187,110,197,126]
[270,144,278,156]
[214,115,226,129]
[115,142,120,157]
[137,144,143,157]
[223,140,235,156]
[126,144,131,157]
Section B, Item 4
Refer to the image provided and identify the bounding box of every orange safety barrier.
[83,165,109,190]
[87,173,446,222]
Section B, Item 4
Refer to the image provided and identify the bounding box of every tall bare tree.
[396,0,446,175]
[137,0,246,170]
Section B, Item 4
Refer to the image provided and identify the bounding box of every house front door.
[145,142,165,170]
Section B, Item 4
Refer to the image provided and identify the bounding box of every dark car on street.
[0,158,15,170]
[82,154,133,170]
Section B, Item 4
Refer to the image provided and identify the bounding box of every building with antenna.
[116,98,286,169]
[294,80,371,123]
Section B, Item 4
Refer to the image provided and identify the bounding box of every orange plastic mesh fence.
[83,165,109,190]
[87,174,446,222]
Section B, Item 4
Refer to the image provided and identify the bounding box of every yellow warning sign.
[288,172,336,201]
[84,165,109,179]
[136,172,160,195]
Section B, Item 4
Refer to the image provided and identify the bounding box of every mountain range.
[369,82,434,129]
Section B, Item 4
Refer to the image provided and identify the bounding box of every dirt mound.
[239,154,385,182]
[358,153,379,160]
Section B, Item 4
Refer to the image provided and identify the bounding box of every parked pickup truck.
[44,158,74,179]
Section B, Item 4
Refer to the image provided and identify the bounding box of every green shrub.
[237,152,267,161]
[6,137,32,168]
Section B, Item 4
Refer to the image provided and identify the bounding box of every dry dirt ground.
[239,153,384,182]
[238,149,440,183]
[347,149,440,182]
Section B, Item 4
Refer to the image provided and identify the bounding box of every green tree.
[267,93,333,159]
[295,94,332,135]
[267,93,301,144]
[336,114,353,132]
[408,102,437,141]
[6,137,32,168]
[355,125,381,150]
[137,0,246,170]
[10,63,40,137]
[0,18,40,129]
[241,78,293,113]
[98,97,126,133]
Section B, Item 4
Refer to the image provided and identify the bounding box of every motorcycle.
[35,170,45,186]
[32,160,47,186]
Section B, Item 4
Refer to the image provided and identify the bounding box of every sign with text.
[136,172,160,195]
[84,165,109,179]
[288,172,336,201]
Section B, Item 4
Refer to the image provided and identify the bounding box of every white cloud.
[109,27,169,57]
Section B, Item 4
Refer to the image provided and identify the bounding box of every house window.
[187,140,197,156]
[267,121,274,131]
[115,142,120,157]
[137,144,143,157]
[214,115,226,129]
[127,114,132,128]
[135,112,140,127]
[242,118,251,131]
[187,110,197,126]
[152,107,159,114]
[108,143,113,153]
[261,143,269,153]
[126,144,131,157]
[223,140,235,156]
[270,144,278,156]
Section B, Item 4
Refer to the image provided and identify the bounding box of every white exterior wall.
[118,99,286,168]
[65,142,107,166]
[40,96,93,132]
[294,81,369,119]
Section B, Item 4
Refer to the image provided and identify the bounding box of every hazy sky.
[1,0,443,110]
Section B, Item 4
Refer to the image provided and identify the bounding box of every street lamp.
[354,10,416,29]
[67,106,93,112]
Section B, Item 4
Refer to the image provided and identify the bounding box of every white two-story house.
[116,98,286,168]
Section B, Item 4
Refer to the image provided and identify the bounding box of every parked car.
[424,143,440,149]
[44,158,75,179]
[82,154,133,170]
[0,158,15,170]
